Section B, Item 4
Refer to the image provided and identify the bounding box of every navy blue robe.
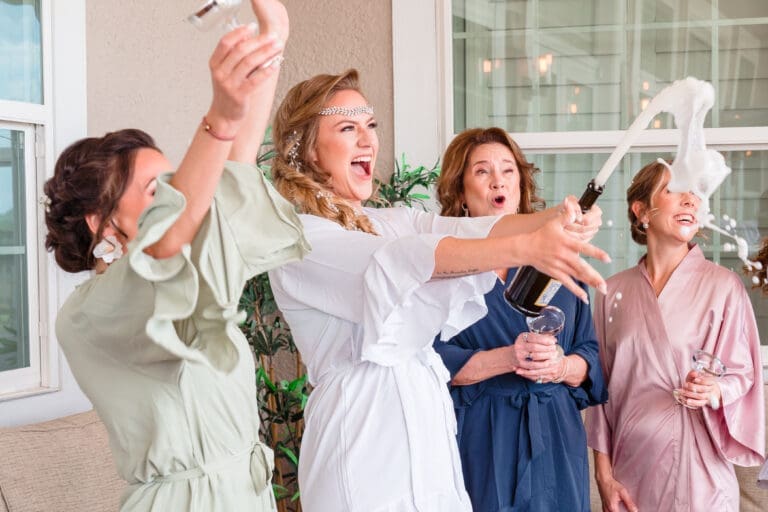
[434,269,608,512]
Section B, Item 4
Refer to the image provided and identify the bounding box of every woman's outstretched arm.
[434,206,609,302]
[147,1,287,259]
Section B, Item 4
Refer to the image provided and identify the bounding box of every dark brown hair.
[271,69,377,234]
[626,159,669,245]
[748,238,768,295]
[436,127,544,216]
[44,129,159,272]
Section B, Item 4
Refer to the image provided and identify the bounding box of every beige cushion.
[0,410,124,512]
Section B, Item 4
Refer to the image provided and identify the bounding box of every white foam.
[753,276,761,285]
[723,214,730,221]
[679,226,691,236]
[705,221,754,265]
[755,261,764,271]
[606,219,614,227]
[593,77,758,268]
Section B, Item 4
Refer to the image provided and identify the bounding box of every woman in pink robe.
[586,160,765,511]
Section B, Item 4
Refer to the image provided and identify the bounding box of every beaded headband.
[318,105,374,117]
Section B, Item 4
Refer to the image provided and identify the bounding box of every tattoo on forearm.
[434,268,480,279]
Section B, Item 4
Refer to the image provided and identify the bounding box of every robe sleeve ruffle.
[125,161,308,372]
[701,282,765,467]
[360,233,497,367]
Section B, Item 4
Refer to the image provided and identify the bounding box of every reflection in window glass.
[0,0,42,104]
[0,129,29,372]
[452,0,768,132]
[528,149,768,344]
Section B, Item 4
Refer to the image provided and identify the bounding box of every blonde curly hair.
[271,69,378,235]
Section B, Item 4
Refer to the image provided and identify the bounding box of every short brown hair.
[44,129,159,272]
[436,127,544,217]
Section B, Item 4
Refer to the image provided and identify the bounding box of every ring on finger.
[525,352,533,362]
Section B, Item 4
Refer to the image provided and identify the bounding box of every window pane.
[0,129,30,371]
[0,0,42,104]
[452,0,768,132]
[529,149,768,345]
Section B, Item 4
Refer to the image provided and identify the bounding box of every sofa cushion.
[0,410,124,512]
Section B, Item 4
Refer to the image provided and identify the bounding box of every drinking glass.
[525,305,565,383]
[673,349,726,408]
[187,0,243,31]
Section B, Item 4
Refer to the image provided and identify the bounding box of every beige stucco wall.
[86,0,394,174]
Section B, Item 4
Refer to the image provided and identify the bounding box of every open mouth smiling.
[492,195,506,206]
[674,213,696,225]
[351,156,372,177]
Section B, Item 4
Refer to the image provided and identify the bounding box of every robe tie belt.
[311,348,469,511]
[395,348,467,512]
[134,441,274,494]
[484,387,555,511]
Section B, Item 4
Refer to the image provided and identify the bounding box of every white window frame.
[0,0,87,401]
[392,0,768,369]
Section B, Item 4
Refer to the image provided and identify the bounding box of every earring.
[461,203,469,217]
[642,221,649,230]
[93,235,123,264]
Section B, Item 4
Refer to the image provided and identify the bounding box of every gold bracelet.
[202,116,236,142]
[552,356,569,384]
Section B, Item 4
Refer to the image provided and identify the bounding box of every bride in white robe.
[267,69,609,512]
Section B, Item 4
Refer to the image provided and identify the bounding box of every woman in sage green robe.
[45,2,308,510]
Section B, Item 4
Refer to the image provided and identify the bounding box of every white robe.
[269,207,499,512]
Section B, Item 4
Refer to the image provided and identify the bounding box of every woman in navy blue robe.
[434,127,608,512]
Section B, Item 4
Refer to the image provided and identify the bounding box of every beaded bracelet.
[202,116,236,142]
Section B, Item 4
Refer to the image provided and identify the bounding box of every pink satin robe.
[586,245,765,511]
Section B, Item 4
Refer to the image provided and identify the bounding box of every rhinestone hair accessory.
[315,190,339,214]
[317,105,374,117]
[287,130,302,170]
[92,235,123,264]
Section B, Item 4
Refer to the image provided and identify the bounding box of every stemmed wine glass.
[187,0,243,31]
[525,305,565,384]
[673,349,726,409]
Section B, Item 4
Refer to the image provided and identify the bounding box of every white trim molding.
[0,0,90,425]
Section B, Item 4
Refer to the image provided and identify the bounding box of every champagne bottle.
[504,180,604,316]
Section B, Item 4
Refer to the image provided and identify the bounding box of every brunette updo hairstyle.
[44,129,159,272]
[437,127,545,217]
[271,69,378,234]
[626,159,668,245]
